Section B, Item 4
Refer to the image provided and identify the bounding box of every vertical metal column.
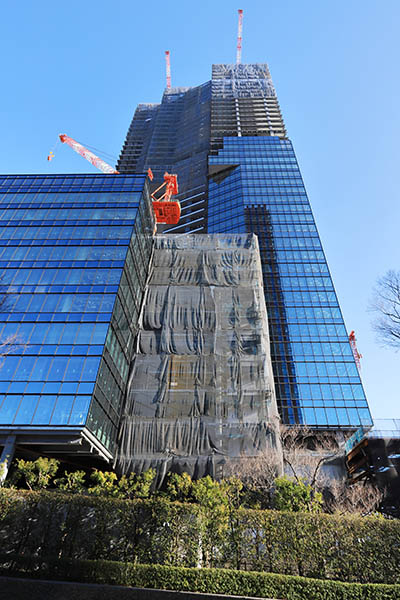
[0,435,16,483]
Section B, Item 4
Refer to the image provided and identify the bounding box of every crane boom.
[57,134,180,225]
[59,134,119,175]
[165,51,171,89]
[236,9,243,64]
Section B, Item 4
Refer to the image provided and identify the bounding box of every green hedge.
[1,489,399,584]
[2,556,400,600]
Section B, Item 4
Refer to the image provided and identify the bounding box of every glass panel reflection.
[0,173,154,453]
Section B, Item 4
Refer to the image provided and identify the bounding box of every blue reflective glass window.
[30,357,52,381]
[347,408,360,425]
[39,270,57,285]
[303,407,315,423]
[342,385,353,399]
[358,408,372,426]
[13,296,31,311]
[83,357,101,380]
[321,385,332,400]
[27,295,44,312]
[42,295,59,312]
[59,324,78,344]
[48,357,68,381]
[336,363,347,377]
[331,385,343,400]
[316,363,327,377]
[78,382,94,394]
[86,295,103,311]
[299,384,310,397]
[310,385,322,400]
[58,295,74,312]
[14,396,38,424]
[352,385,365,400]
[314,407,328,425]
[0,356,20,380]
[16,323,33,341]
[64,358,84,381]
[68,271,82,284]
[326,407,338,425]
[76,323,94,344]
[0,397,19,424]
[72,295,88,311]
[14,357,35,381]
[50,396,74,424]
[307,363,317,377]
[69,396,91,425]
[346,363,358,377]
[45,324,64,344]
[100,296,115,312]
[32,396,57,425]
[60,382,78,393]
[92,323,108,344]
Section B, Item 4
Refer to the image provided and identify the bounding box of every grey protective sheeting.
[117,234,282,481]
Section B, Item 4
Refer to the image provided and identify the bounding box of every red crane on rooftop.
[51,134,180,225]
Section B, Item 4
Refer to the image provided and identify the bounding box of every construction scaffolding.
[117,234,282,482]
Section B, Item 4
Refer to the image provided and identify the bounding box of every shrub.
[2,556,400,600]
[0,489,399,584]
[12,457,59,490]
[274,476,323,512]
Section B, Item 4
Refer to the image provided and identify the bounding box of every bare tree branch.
[324,477,383,516]
[370,270,400,349]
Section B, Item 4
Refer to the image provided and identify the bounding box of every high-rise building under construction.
[118,62,372,431]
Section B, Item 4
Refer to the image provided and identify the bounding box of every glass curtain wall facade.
[208,137,371,428]
[117,63,373,431]
[0,174,154,461]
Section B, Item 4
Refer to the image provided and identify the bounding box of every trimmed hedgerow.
[2,557,400,600]
[0,489,399,584]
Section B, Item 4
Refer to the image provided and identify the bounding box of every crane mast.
[165,51,171,90]
[236,9,243,64]
[349,330,362,372]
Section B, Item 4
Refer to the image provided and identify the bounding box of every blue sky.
[1,0,399,420]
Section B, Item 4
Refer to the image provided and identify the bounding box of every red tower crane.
[165,51,171,90]
[58,134,119,174]
[349,330,362,372]
[236,9,243,64]
[54,134,180,225]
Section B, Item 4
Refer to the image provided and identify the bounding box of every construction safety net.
[117,234,281,481]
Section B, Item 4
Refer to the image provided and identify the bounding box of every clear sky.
[1,0,399,421]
